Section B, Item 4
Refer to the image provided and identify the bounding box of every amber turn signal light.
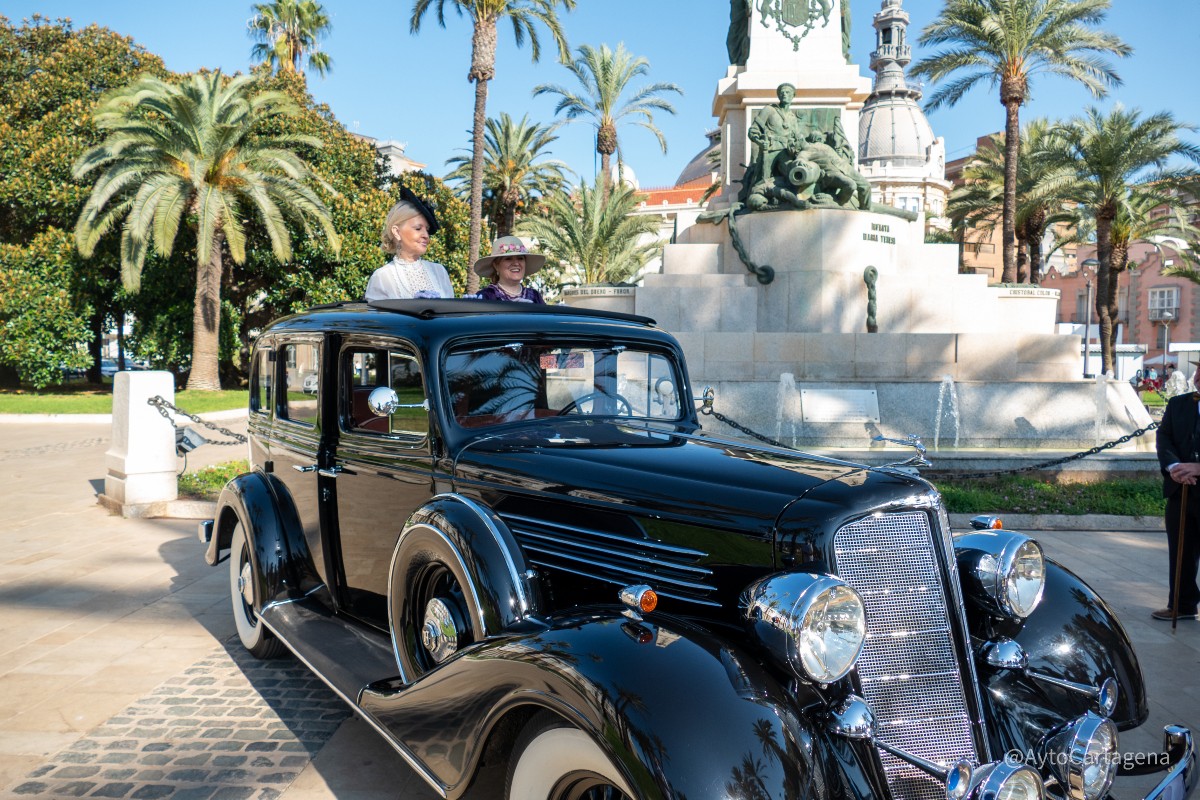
[618,585,657,618]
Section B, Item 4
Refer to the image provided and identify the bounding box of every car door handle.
[317,466,345,478]
[293,464,318,473]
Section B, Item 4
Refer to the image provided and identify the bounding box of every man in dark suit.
[1154,362,1200,621]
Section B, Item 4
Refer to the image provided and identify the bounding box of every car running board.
[259,598,401,702]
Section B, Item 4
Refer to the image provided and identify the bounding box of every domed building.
[857,0,951,231]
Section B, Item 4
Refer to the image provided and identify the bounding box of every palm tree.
[73,72,340,390]
[1049,193,1198,368]
[947,119,1079,283]
[910,0,1129,283]
[1045,105,1200,374]
[411,0,575,294]
[533,43,682,198]
[517,179,661,286]
[249,0,333,77]
[444,113,570,238]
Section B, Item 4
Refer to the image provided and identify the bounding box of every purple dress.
[477,284,545,304]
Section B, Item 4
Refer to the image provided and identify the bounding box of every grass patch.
[934,475,1163,517]
[1140,391,1167,407]
[179,459,1163,517]
[178,460,249,500]
[0,387,248,415]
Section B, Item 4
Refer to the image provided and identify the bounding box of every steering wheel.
[558,391,633,416]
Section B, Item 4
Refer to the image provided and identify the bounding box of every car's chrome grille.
[501,512,719,606]
[834,511,980,800]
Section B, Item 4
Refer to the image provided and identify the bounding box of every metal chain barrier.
[702,407,793,450]
[702,404,1160,479]
[148,395,247,446]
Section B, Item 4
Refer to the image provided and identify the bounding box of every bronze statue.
[739,83,873,212]
[841,0,852,62]
[727,0,751,66]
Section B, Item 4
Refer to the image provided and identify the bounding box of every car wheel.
[390,525,483,679]
[507,712,636,800]
[230,522,286,659]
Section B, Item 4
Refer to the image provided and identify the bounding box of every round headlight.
[1005,539,1046,618]
[956,532,1046,619]
[745,573,867,684]
[1044,713,1119,800]
[976,762,1044,800]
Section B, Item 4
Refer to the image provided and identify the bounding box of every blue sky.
[2,0,1196,189]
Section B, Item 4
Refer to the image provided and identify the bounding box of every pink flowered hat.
[471,236,546,277]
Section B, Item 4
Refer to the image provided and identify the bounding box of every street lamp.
[1083,277,1094,378]
[1082,259,1098,379]
[1161,310,1175,374]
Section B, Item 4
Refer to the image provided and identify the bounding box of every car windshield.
[444,340,684,429]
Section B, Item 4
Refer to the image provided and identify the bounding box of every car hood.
[452,420,924,536]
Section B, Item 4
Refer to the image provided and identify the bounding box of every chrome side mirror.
[367,386,399,416]
[695,385,715,415]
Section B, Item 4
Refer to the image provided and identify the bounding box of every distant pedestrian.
[1153,360,1200,621]
[365,188,453,301]
[472,237,547,304]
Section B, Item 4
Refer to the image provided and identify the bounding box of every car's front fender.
[360,610,842,800]
[981,558,1149,759]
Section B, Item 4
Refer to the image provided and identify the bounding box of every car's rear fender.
[359,611,844,800]
[210,470,318,606]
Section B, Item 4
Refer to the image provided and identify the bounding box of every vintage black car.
[200,299,1194,800]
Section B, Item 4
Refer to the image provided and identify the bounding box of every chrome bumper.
[1133,726,1195,800]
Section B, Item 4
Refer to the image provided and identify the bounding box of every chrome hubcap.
[420,598,460,663]
[239,560,254,609]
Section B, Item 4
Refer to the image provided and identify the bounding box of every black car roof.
[260,299,672,346]
[365,298,656,326]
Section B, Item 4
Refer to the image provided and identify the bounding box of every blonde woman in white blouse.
[365,188,454,300]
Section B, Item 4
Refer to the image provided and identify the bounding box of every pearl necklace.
[493,282,524,299]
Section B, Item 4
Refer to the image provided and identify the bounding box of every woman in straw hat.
[365,188,454,301]
[473,236,546,304]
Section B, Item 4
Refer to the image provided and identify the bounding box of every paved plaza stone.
[0,417,1195,799]
[8,644,348,799]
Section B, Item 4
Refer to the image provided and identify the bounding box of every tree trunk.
[1107,240,1129,364]
[598,122,617,200]
[86,310,103,384]
[466,18,498,295]
[1028,210,1047,285]
[187,229,224,391]
[1000,96,1021,284]
[1095,213,1115,377]
[116,308,126,371]
[499,201,516,238]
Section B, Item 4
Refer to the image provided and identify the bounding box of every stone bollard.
[100,371,178,517]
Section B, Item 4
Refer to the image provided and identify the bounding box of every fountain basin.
[701,377,1153,451]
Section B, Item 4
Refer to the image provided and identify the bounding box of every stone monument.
[568,0,1150,453]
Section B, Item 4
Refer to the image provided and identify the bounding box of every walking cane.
[1174,484,1189,632]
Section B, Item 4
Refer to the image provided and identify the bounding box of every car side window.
[250,348,273,416]
[281,342,320,427]
[343,346,429,439]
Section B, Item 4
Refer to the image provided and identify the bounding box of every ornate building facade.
[856,0,951,231]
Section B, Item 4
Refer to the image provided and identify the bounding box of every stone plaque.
[561,286,636,298]
[996,287,1059,299]
[800,389,880,423]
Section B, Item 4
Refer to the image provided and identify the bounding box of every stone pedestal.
[103,371,178,513]
[626,207,1138,451]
